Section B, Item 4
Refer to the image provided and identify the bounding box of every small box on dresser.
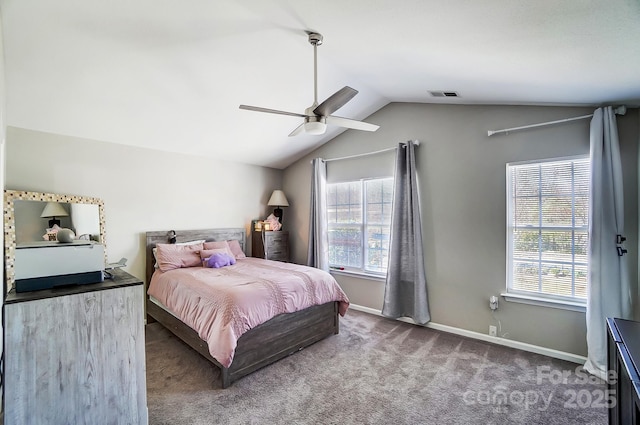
[252,229,289,262]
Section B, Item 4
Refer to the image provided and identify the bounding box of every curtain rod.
[487,106,627,137]
[321,140,420,163]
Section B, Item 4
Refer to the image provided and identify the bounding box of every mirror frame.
[3,190,107,292]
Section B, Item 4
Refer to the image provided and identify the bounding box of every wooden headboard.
[145,228,246,293]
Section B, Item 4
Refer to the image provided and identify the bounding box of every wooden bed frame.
[145,228,340,388]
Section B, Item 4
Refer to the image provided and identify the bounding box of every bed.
[145,228,349,388]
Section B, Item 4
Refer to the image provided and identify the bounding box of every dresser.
[607,317,640,425]
[3,269,148,425]
[252,229,289,262]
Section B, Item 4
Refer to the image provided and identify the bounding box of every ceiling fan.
[239,32,379,137]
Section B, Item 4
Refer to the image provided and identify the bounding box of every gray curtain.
[584,106,632,379]
[382,141,430,324]
[307,158,329,271]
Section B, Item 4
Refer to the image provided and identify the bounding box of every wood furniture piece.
[252,228,289,262]
[145,228,339,388]
[607,317,640,425]
[3,269,148,425]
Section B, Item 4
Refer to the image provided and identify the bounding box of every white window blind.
[327,178,393,274]
[507,157,590,302]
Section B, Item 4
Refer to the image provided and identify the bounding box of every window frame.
[505,155,590,309]
[326,177,394,276]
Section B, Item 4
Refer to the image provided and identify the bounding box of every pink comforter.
[148,258,349,368]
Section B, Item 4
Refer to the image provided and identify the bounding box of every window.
[506,157,590,304]
[327,178,393,274]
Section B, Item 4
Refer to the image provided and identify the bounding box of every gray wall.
[0,11,6,403]
[283,103,640,357]
[6,127,283,282]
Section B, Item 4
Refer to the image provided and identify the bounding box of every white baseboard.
[348,304,587,365]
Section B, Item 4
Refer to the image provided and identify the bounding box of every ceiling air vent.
[429,91,459,97]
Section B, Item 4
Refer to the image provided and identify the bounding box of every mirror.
[4,190,107,292]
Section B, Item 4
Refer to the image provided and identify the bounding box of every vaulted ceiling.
[2,0,639,169]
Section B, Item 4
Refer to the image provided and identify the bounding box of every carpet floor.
[145,309,607,425]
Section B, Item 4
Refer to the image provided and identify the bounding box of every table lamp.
[267,190,289,224]
[41,202,69,228]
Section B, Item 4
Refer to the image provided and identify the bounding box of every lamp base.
[48,218,61,228]
[273,208,283,225]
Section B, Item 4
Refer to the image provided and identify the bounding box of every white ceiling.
[2,0,640,169]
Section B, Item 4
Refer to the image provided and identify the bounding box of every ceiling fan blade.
[326,115,380,132]
[288,123,305,137]
[313,86,358,117]
[239,104,307,118]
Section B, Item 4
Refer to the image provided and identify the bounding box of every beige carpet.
[145,309,607,425]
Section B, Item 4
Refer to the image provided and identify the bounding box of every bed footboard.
[147,300,339,388]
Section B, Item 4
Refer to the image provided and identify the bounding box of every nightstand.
[252,229,289,262]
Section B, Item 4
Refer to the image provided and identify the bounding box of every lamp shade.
[267,190,289,207]
[40,202,69,218]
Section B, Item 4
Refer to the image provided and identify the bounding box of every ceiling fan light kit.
[304,121,327,135]
[239,32,379,136]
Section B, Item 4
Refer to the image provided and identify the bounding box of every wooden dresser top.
[5,268,142,304]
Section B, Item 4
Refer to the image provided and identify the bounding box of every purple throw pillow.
[206,252,236,268]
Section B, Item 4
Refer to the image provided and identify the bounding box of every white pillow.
[177,239,206,246]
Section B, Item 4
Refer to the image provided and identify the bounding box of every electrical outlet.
[489,296,499,310]
[489,325,497,337]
